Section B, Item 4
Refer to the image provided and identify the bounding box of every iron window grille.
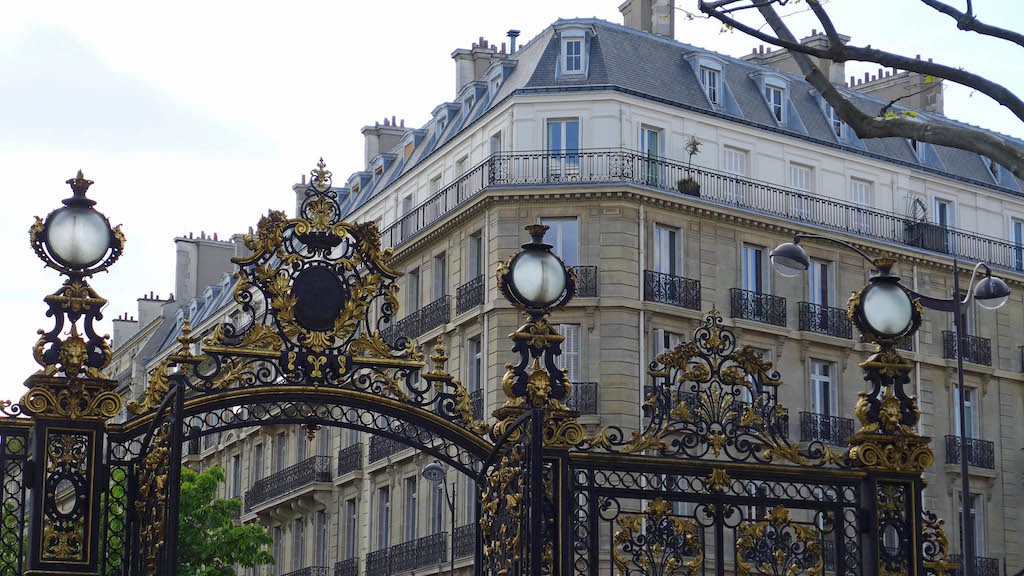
[950,555,1000,576]
[455,275,485,314]
[798,302,853,339]
[729,288,787,327]
[244,456,332,512]
[643,270,701,310]
[944,435,995,469]
[337,443,363,475]
[942,331,993,366]
[799,412,854,446]
[569,266,599,297]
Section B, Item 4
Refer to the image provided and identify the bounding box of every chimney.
[361,119,406,168]
[620,0,675,38]
[451,47,475,93]
[507,30,520,53]
[112,314,139,350]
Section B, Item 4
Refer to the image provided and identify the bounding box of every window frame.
[467,335,482,393]
[540,217,580,267]
[375,486,391,551]
[809,359,836,417]
[699,64,722,105]
[764,83,785,122]
[653,224,680,276]
[403,476,418,542]
[432,252,447,300]
[741,243,765,294]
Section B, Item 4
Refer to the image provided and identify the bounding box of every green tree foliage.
[177,466,274,576]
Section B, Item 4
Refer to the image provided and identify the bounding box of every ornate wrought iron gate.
[2,163,958,576]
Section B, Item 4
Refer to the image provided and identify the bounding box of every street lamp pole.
[423,460,457,575]
[951,260,975,576]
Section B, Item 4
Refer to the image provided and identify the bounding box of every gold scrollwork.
[707,468,730,493]
[847,434,934,473]
[612,498,703,576]
[736,505,823,576]
[23,377,122,420]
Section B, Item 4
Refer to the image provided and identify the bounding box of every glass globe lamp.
[769,242,810,278]
[973,274,1010,310]
[860,281,915,337]
[503,225,572,312]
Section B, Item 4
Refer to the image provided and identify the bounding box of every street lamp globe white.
[46,206,111,268]
[862,282,914,337]
[511,250,566,308]
[769,242,810,278]
[974,275,1010,310]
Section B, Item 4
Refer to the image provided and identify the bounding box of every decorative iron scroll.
[580,307,846,467]
[135,423,171,575]
[40,429,92,562]
[922,510,959,576]
[736,505,824,576]
[612,498,703,576]
[480,438,528,576]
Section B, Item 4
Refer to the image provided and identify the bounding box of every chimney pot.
[850,75,855,85]
[916,54,921,59]
[400,119,405,127]
[759,45,764,54]
[928,57,932,62]
[391,115,396,126]
[507,29,520,53]
[501,42,506,53]
[812,28,817,35]
[213,232,218,241]
[864,72,870,81]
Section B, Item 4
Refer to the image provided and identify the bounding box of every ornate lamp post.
[771,234,1010,576]
[23,171,125,576]
[422,460,456,575]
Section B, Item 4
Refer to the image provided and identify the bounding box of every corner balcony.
[382,295,451,342]
[944,435,995,469]
[942,331,992,366]
[336,443,363,476]
[566,382,598,414]
[729,288,787,327]
[950,555,1000,576]
[244,456,332,513]
[643,270,701,310]
[333,559,357,576]
[798,302,852,339]
[800,412,854,446]
[455,275,484,315]
[366,533,447,576]
[380,150,1024,275]
[570,266,599,297]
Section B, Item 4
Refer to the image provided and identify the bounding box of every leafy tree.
[177,466,274,576]
[698,0,1024,178]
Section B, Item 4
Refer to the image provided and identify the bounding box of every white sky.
[1,1,1021,402]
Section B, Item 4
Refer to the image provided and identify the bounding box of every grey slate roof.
[340,17,1024,219]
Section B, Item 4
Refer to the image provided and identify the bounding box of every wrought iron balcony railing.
[822,539,836,571]
[570,266,599,297]
[337,443,363,475]
[950,555,1000,576]
[942,331,993,366]
[944,435,995,469]
[897,337,914,352]
[379,149,1024,274]
[455,275,484,314]
[798,302,853,339]
[382,295,452,342]
[390,540,418,573]
[378,533,448,574]
[365,549,389,576]
[729,288,787,327]
[244,455,331,512]
[333,558,358,576]
[469,388,484,420]
[282,567,330,576]
[368,435,402,463]
[566,382,598,414]
[1020,345,1024,372]
[643,270,701,310]
[453,524,476,558]
[800,412,854,446]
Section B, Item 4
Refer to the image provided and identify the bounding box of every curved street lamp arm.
[792,233,878,267]
[900,260,993,311]
[959,260,992,305]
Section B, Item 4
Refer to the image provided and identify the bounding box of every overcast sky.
[1,1,1021,402]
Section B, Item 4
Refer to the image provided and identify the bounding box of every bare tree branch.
[742,1,1024,179]
[879,82,942,117]
[919,0,1024,49]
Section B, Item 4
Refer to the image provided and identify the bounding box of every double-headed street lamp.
[422,460,456,576]
[771,233,1010,576]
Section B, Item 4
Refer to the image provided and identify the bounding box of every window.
[741,244,764,293]
[789,163,813,219]
[430,482,445,534]
[467,335,482,393]
[296,430,307,463]
[653,224,679,276]
[640,126,663,185]
[404,142,414,160]
[490,132,502,155]
[554,324,581,384]
[375,486,391,550]
[810,360,835,417]
[958,493,985,555]
[252,443,264,481]
[541,217,579,267]
[699,65,721,104]
[468,231,483,279]
[823,102,843,137]
[934,199,954,228]
[1013,218,1023,270]
[655,329,682,354]
[318,428,330,457]
[345,499,358,559]
[273,527,284,576]
[985,156,1000,179]
[765,84,784,121]
[433,253,447,300]
[346,427,360,448]
[546,119,580,180]
[723,147,748,203]
[565,39,582,72]
[953,386,978,438]
[403,477,418,542]
[401,194,414,216]
[274,433,286,473]
[407,268,420,311]
[910,139,921,156]
[231,454,241,498]
[850,179,872,233]
[315,510,328,566]
[808,259,831,307]
[293,518,305,570]
[429,175,441,195]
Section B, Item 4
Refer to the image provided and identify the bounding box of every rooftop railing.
[244,456,331,512]
[379,150,1024,274]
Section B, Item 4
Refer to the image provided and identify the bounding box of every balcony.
[798,302,852,339]
[380,150,1024,275]
[897,337,914,352]
[566,382,598,414]
[368,435,402,463]
[336,443,363,476]
[800,412,854,446]
[368,533,448,575]
[455,275,484,315]
[950,555,1000,576]
[282,568,330,576]
[244,456,331,512]
[383,295,451,342]
[643,270,701,310]
[469,388,484,420]
[333,558,357,576]
[1020,345,1024,371]
[453,524,475,559]
[942,331,993,366]
[944,435,995,469]
[570,266,599,297]
[729,288,787,327]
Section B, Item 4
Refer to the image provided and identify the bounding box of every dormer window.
[823,102,844,138]
[909,139,920,155]
[700,65,721,105]
[764,84,784,122]
[490,76,501,95]
[436,118,447,135]
[565,39,582,72]
[985,156,1000,179]
[555,23,594,79]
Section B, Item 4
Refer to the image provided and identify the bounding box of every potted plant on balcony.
[677,135,702,197]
